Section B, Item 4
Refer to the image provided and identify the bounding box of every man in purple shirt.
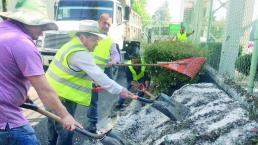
[0,0,82,144]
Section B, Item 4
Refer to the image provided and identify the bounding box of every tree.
[152,0,171,24]
[131,0,151,26]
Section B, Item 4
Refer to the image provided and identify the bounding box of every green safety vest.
[128,60,146,81]
[46,37,92,106]
[92,36,112,69]
[177,32,187,42]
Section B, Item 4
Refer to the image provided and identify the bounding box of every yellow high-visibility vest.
[128,60,146,81]
[46,37,92,106]
[92,36,112,70]
[177,32,187,42]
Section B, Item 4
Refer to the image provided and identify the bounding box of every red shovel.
[111,57,206,79]
[158,57,206,79]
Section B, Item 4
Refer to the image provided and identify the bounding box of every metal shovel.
[136,93,189,121]
[20,103,123,145]
[92,85,189,121]
[131,82,189,121]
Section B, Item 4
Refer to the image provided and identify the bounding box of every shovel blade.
[106,129,132,145]
[101,136,123,145]
[152,93,189,121]
[160,57,206,79]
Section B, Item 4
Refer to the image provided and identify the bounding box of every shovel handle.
[113,61,187,67]
[20,103,105,139]
[136,96,154,103]
[114,63,159,66]
[143,90,157,99]
[131,82,158,100]
[92,87,106,93]
[157,61,188,65]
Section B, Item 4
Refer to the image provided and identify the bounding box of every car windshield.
[56,1,113,21]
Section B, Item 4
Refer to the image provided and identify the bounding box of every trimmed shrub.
[201,42,243,71]
[235,54,252,76]
[205,42,222,70]
[143,40,206,95]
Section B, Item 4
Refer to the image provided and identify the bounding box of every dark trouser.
[104,67,113,79]
[0,124,40,145]
[86,90,98,130]
[47,99,77,145]
[86,67,113,130]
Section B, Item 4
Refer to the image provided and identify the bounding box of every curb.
[204,65,250,109]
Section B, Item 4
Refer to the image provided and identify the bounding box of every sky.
[146,0,258,23]
[146,0,182,23]
[254,0,258,21]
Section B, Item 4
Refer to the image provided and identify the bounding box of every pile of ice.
[111,83,258,145]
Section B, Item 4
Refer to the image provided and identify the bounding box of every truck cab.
[54,0,125,50]
[38,0,141,69]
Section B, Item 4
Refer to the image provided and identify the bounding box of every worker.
[46,20,135,145]
[93,13,120,77]
[176,26,194,42]
[86,13,121,133]
[115,53,150,109]
[0,0,81,145]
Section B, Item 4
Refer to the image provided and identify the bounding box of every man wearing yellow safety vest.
[45,20,135,145]
[86,13,121,133]
[176,26,194,42]
[115,53,150,109]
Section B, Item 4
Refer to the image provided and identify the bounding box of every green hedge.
[235,54,252,76]
[143,40,206,95]
[200,42,243,70]
[200,42,222,70]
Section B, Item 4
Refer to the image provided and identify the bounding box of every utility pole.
[206,0,213,42]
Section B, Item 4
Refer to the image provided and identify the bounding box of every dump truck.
[38,0,142,69]
[0,0,17,14]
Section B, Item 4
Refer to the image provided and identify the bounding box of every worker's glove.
[138,84,145,92]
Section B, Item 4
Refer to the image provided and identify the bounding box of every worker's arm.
[108,43,121,67]
[186,30,195,37]
[12,39,81,130]
[27,75,82,130]
[69,51,132,97]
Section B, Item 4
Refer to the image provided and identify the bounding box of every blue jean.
[104,67,113,79]
[87,90,98,127]
[87,67,112,129]
[0,124,40,145]
[47,99,77,145]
